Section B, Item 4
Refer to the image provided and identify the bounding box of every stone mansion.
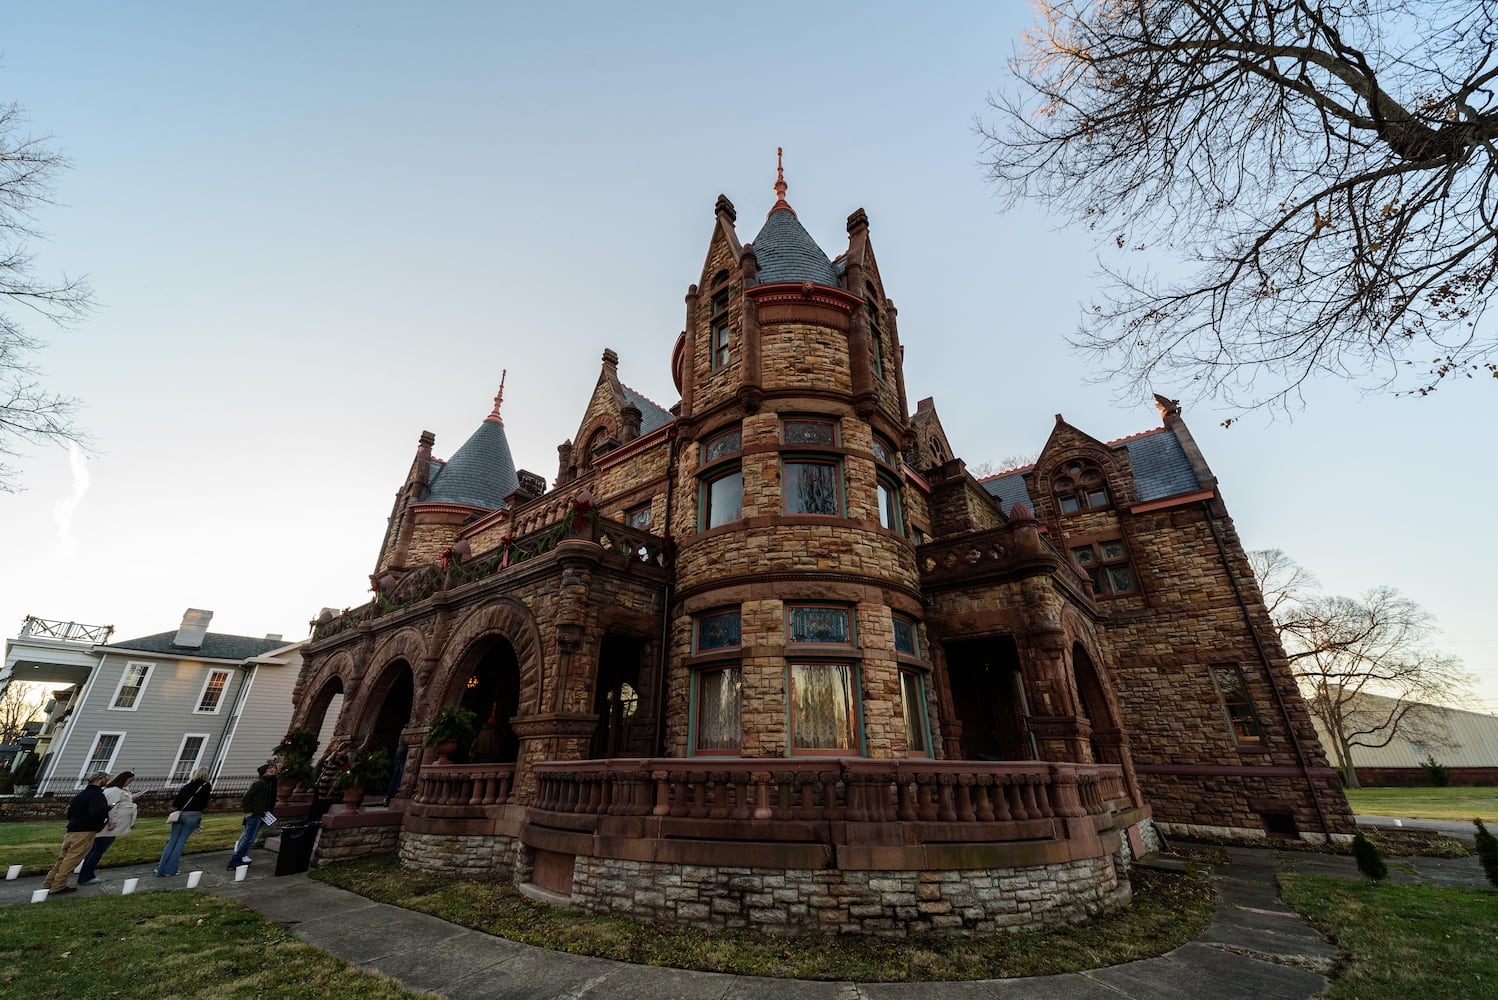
[293,163,1354,936]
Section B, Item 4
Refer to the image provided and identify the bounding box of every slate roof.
[620,383,674,435]
[751,208,841,287]
[980,428,1202,511]
[425,418,520,510]
[104,631,289,661]
[1122,428,1201,501]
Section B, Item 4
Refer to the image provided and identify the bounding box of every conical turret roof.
[749,149,840,287]
[425,381,520,510]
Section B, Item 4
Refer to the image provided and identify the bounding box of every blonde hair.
[191,767,210,782]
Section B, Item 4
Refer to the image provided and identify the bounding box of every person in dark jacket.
[155,768,213,877]
[228,760,278,868]
[44,771,111,894]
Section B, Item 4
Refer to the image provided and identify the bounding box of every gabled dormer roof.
[980,426,1204,510]
[425,382,520,510]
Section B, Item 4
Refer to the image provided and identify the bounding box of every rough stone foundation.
[398,830,522,877]
[314,824,401,865]
[565,852,1131,937]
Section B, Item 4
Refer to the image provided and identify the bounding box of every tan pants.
[44,831,97,890]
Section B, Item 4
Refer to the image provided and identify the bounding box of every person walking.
[43,771,111,895]
[155,768,213,877]
[78,770,138,885]
[228,760,278,868]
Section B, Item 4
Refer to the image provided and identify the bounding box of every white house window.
[83,732,124,778]
[111,662,152,710]
[196,670,232,713]
[171,735,208,782]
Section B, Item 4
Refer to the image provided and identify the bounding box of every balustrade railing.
[312,511,667,642]
[529,758,1131,834]
[18,616,114,644]
[412,763,516,808]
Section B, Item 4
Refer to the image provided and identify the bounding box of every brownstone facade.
[293,168,1352,935]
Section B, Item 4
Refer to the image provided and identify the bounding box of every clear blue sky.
[3,2,1493,712]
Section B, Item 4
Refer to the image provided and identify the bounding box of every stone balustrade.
[529,757,1132,848]
[412,763,516,808]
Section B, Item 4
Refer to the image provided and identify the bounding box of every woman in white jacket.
[77,771,138,885]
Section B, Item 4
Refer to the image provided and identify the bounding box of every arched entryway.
[365,659,415,767]
[591,634,648,758]
[1072,642,1123,767]
[304,675,346,753]
[943,636,1034,761]
[452,638,522,763]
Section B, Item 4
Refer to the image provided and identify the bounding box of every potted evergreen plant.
[423,705,478,764]
[333,748,392,812]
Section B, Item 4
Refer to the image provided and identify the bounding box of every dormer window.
[1053,459,1110,514]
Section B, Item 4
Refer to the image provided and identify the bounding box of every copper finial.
[773,147,788,204]
[488,370,507,424]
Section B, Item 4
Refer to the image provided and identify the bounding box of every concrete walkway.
[2,842,1489,999]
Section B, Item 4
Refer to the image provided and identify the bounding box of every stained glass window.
[696,610,741,651]
[788,606,851,644]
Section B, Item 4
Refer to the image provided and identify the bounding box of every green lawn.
[311,856,1216,982]
[0,890,421,999]
[0,814,249,876]
[1280,874,1498,1000]
[1342,786,1498,823]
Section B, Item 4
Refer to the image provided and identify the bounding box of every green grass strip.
[1279,873,1498,1000]
[0,890,421,999]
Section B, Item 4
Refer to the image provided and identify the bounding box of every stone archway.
[304,674,346,754]
[433,598,544,722]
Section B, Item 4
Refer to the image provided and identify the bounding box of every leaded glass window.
[782,418,838,446]
[703,427,741,464]
[893,616,918,656]
[696,610,741,651]
[788,606,851,644]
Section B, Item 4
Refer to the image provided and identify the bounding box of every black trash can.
[274,820,320,876]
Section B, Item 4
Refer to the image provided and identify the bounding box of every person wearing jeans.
[228,760,277,868]
[156,768,213,877]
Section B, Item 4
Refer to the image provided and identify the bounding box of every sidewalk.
[3,843,1488,999]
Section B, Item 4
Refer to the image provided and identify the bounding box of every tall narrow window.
[1211,665,1265,746]
[700,427,743,529]
[866,283,884,380]
[111,662,152,710]
[84,733,122,777]
[695,667,742,753]
[900,670,929,756]
[709,276,731,369]
[196,670,231,713]
[877,476,902,533]
[171,735,207,782]
[704,469,743,527]
[790,663,857,753]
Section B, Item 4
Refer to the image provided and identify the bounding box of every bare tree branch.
[982,1,1498,416]
[0,101,92,491]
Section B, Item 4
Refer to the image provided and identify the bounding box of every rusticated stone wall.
[567,852,1130,937]
[397,829,522,877]
[314,823,400,865]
